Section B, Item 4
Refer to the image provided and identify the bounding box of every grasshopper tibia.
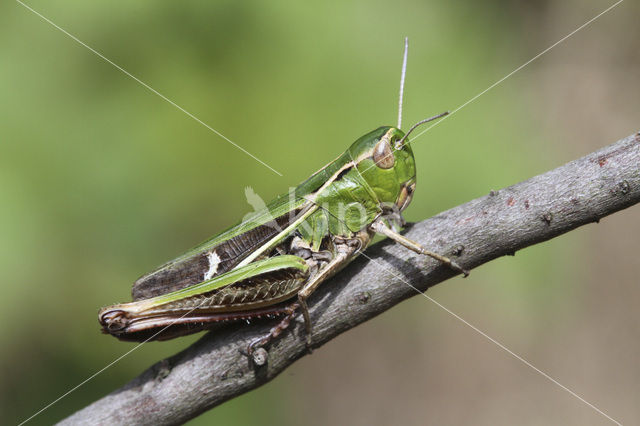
[247,302,300,363]
[371,220,469,277]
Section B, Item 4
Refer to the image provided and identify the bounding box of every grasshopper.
[99,39,468,354]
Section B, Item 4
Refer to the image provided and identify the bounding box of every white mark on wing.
[204,250,221,281]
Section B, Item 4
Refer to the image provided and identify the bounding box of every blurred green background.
[2,0,638,424]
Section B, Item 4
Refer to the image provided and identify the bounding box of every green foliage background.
[2,1,638,424]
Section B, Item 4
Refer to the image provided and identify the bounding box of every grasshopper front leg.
[371,219,469,277]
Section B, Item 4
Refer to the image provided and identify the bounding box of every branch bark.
[61,131,640,425]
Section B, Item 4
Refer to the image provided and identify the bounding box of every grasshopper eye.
[373,138,395,169]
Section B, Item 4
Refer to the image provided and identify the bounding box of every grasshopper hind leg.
[247,302,301,359]
[247,234,368,359]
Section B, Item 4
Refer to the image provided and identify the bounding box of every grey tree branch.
[61,131,640,426]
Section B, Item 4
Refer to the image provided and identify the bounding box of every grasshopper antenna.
[397,111,449,147]
[397,37,409,129]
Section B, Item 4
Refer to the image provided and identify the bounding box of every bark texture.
[61,131,640,425]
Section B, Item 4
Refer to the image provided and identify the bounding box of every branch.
[61,131,640,425]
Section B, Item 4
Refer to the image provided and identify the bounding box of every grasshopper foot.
[244,302,300,366]
[305,334,314,354]
[449,259,469,278]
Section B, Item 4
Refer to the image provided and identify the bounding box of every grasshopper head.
[349,112,448,212]
[348,126,417,212]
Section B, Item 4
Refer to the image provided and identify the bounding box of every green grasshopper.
[99,40,468,354]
